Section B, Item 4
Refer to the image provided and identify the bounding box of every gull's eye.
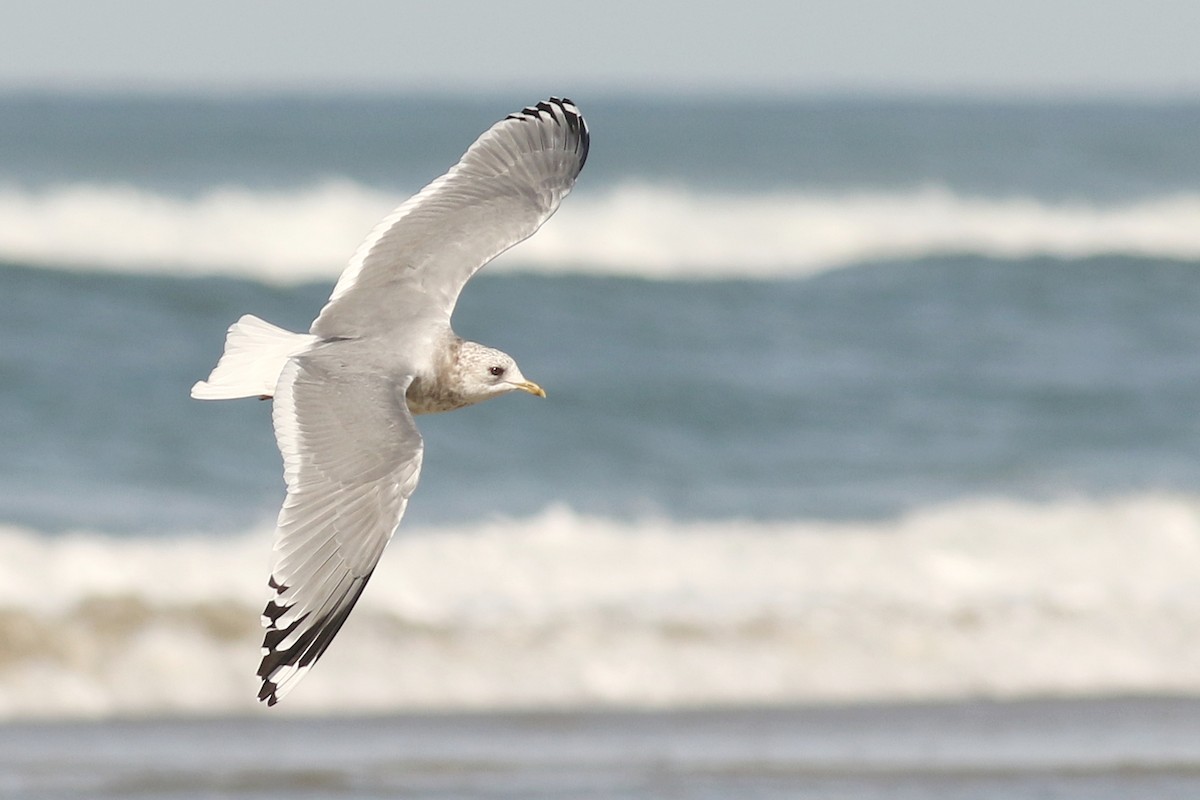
[488,365,506,377]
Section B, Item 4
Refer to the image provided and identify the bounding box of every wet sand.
[3,696,1200,799]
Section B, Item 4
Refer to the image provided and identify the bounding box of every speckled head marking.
[405,340,544,415]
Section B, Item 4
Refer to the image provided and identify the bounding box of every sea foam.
[2,182,1199,282]
[1,494,1199,718]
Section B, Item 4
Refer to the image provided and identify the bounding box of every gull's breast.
[405,374,470,415]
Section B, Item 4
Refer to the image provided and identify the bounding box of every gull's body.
[192,99,589,705]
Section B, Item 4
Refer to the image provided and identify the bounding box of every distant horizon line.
[0,79,1198,104]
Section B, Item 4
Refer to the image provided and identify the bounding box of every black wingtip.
[507,97,589,173]
[258,680,280,706]
[254,572,374,707]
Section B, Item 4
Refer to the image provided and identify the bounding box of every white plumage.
[192,98,588,705]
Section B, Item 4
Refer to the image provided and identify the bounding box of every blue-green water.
[8,699,1200,800]
[4,256,1200,534]
[0,94,1199,724]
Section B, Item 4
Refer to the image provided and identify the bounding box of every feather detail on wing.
[258,354,423,706]
[311,98,589,339]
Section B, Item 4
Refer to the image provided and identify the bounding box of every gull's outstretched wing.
[257,351,423,705]
[310,98,589,340]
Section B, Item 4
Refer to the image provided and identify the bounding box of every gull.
[191,98,589,705]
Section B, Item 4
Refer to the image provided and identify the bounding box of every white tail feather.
[191,315,316,400]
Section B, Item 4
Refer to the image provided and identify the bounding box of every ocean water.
[1,92,1200,797]
[8,699,1200,800]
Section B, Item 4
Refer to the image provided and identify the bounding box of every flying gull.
[192,98,589,705]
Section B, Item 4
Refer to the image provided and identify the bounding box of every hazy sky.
[4,0,1200,96]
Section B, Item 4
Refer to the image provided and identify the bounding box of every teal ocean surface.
[0,95,1199,735]
[9,699,1200,800]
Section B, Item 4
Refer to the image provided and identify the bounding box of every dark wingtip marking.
[262,576,291,625]
[258,679,280,706]
[262,600,289,625]
[255,573,374,706]
[506,97,589,173]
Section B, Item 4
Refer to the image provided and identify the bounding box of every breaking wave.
[2,494,1199,718]
[2,182,1200,281]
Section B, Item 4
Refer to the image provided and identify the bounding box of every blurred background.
[3,2,1200,797]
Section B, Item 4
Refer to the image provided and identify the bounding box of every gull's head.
[456,342,545,404]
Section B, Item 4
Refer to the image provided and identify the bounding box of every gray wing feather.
[258,353,423,705]
[311,98,589,339]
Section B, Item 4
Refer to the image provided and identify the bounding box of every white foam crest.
[2,182,1200,281]
[1,494,1200,718]
[0,181,396,281]
[533,184,1200,277]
